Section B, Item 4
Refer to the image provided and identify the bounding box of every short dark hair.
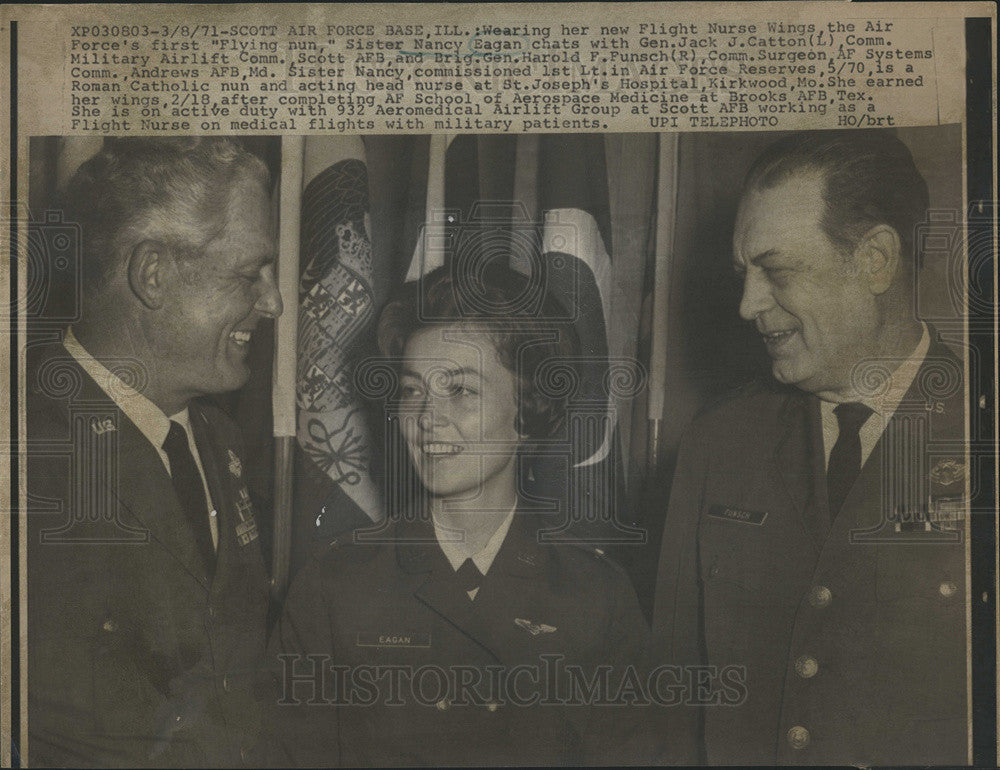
[64,137,270,290]
[743,130,930,268]
[377,264,578,440]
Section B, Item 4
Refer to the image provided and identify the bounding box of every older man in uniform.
[26,137,282,766]
[652,131,968,765]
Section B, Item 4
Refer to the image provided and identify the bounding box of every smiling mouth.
[230,330,252,346]
[422,443,464,456]
[761,329,797,343]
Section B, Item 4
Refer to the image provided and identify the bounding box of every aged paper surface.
[1,2,996,767]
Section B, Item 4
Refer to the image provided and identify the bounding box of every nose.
[255,265,283,319]
[417,393,447,431]
[738,268,774,322]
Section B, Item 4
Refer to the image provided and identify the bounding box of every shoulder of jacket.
[311,527,384,570]
[556,539,631,582]
[687,377,792,430]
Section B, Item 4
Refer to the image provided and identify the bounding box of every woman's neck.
[430,487,518,558]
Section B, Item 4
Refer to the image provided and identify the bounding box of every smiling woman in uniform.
[267,263,655,766]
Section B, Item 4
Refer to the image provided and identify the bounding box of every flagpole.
[647,133,680,473]
[406,134,449,281]
[271,135,304,601]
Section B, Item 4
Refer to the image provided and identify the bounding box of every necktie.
[827,402,874,521]
[163,421,215,572]
[455,558,484,594]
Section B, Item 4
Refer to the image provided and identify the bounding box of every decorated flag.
[293,137,384,561]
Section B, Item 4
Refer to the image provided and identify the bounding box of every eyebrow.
[400,366,483,382]
[733,248,778,270]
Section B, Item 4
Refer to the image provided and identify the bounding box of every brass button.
[436,698,449,711]
[808,585,832,608]
[794,655,819,678]
[101,619,118,633]
[939,581,958,598]
[787,725,810,749]
[709,564,721,578]
[485,702,499,713]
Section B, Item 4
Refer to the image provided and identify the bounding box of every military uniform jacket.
[268,510,656,766]
[652,337,968,766]
[26,343,270,767]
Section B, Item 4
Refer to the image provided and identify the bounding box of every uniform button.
[101,619,118,632]
[787,725,810,749]
[208,606,216,619]
[939,581,958,598]
[485,702,499,713]
[436,698,450,711]
[222,675,231,692]
[794,655,819,678]
[709,564,721,578]
[808,585,832,608]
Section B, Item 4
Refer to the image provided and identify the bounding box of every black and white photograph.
[3,3,996,768]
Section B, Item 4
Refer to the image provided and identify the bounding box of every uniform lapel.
[397,517,503,660]
[474,513,553,665]
[189,403,229,579]
[48,351,212,589]
[771,390,828,549]
[835,336,966,537]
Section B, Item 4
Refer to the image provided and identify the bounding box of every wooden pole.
[647,133,681,473]
[270,135,304,601]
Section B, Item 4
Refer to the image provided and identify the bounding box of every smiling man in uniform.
[652,130,968,765]
[27,137,282,766]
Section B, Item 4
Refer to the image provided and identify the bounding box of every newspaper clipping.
[1,2,996,767]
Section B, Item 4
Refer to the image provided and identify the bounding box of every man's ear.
[854,224,902,295]
[127,240,169,309]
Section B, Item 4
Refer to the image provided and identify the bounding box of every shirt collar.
[62,326,179,451]
[433,503,517,576]
[819,323,930,419]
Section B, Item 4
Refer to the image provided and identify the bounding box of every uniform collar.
[396,502,546,578]
[432,503,517,576]
[62,326,176,451]
[818,322,930,417]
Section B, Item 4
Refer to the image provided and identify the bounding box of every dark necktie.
[827,402,874,521]
[163,421,215,571]
[455,557,484,594]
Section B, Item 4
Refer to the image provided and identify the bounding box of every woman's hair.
[377,263,578,440]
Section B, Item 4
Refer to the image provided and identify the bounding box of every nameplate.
[356,632,431,648]
[707,504,768,526]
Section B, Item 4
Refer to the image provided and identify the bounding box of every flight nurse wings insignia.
[515,618,558,636]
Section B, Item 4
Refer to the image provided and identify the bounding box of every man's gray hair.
[64,137,270,291]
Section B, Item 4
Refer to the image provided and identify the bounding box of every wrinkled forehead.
[733,171,828,261]
[205,175,275,256]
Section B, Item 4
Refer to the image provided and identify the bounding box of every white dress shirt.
[820,323,931,470]
[433,504,517,599]
[62,327,218,549]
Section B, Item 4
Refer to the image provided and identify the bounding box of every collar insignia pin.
[91,417,116,435]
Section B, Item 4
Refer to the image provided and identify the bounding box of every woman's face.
[398,323,524,503]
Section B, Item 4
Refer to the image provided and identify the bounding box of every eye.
[399,383,423,399]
